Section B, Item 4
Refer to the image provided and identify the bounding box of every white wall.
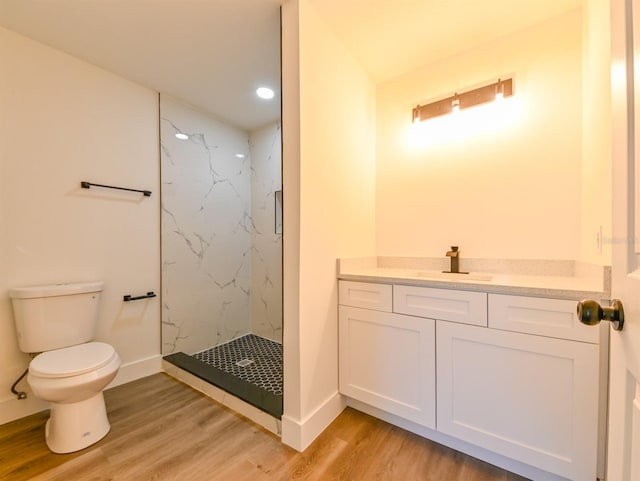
[250,121,283,342]
[160,95,253,355]
[580,0,612,265]
[281,0,377,450]
[376,10,583,260]
[0,27,161,424]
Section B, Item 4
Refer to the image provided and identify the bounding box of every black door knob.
[576,299,624,331]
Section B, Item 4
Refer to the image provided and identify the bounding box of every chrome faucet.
[444,246,468,274]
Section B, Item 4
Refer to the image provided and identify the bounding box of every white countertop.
[338,257,610,300]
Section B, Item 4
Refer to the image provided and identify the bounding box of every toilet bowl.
[10,281,121,453]
[28,342,121,453]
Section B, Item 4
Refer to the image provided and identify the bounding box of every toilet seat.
[30,342,117,378]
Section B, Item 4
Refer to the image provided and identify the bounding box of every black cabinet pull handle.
[123,292,157,302]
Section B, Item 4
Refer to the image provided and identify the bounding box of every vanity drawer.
[394,285,487,326]
[339,280,392,312]
[488,294,600,344]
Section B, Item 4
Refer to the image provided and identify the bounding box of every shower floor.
[194,334,282,396]
[163,334,283,418]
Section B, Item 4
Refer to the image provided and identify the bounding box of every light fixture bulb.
[256,87,275,100]
[452,95,460,113]
[413,106,421,124]
[495,79,504,101]
[175,133,189,140]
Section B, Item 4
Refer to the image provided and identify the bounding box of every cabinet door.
[436,321,599,481]
[339,305,436,428]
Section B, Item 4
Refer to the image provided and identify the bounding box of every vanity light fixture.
[412,77,513,122]
[175,132,189,140]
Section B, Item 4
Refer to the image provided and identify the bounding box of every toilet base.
[45,391,111,453]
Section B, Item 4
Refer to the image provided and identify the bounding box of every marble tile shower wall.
[249,123,283,342]
[161,95,253,355]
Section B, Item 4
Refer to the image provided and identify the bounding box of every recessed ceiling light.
[235,153,246,159]
[256,87,275,100]
[175,133,189,140]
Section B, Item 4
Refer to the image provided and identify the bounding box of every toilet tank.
[9,281,104,353]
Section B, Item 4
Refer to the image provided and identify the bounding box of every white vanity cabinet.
[338,281,436,427]
[338,280,603,481]
[436,314,600,481]
[337,281,487,430]
[338,305,436,427]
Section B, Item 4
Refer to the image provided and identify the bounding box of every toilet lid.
[29,342,117,378]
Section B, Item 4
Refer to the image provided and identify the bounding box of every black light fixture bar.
[412,78,514,122]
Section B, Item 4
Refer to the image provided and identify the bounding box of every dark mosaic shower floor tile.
[163,334,283,418]
[194,334,283,396]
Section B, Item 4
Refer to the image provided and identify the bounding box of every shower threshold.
[163,334,283,418]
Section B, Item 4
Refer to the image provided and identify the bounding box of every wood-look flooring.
[0,373,529,481]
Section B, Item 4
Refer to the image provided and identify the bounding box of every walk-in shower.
[160,94,283,417]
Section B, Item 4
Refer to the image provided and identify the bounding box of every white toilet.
[10,281,121,454]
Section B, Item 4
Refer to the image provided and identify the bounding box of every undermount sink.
[414,271,493,282]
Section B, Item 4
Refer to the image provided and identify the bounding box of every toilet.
[9,281,121,454]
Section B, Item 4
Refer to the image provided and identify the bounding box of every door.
[608,0,640,478]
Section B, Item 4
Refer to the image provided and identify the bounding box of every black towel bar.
[123,292,157,302]
[81,181,152,197]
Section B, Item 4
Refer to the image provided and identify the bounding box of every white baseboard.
[0,393,48,426]
[107,354,163,389]
[281,391,346,452]
[0,355,163,426]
